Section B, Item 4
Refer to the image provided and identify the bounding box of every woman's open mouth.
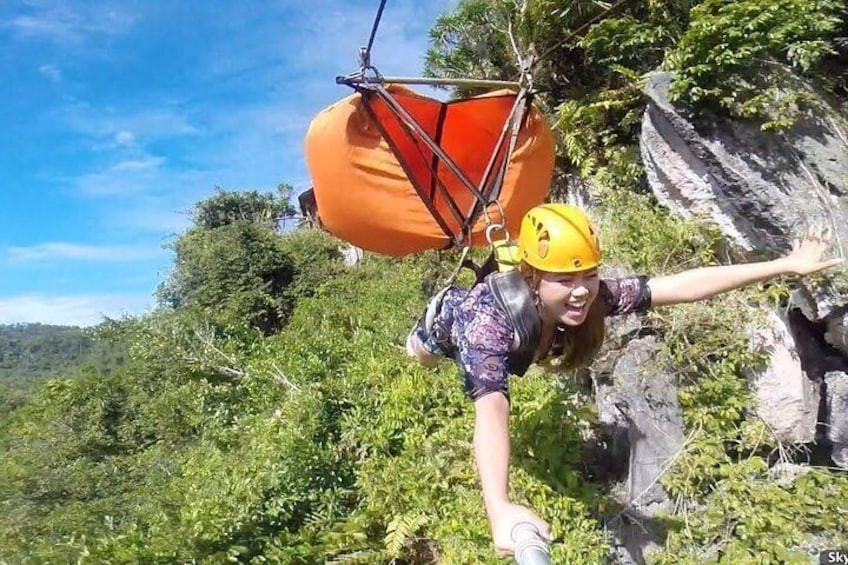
[565,300,587,316]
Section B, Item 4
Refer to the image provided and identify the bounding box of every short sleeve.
[599,276,652,316]
[452,285,514,401]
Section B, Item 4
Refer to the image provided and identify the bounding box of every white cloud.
[114,131,134,145]
[38,63,62,82]
[0,293,153,327]
[112,157,165,172]
[74,154,168,196]
[4,1,138,44]
[58,103,199,144]
[7,242,165,262]
[8,13,75,42]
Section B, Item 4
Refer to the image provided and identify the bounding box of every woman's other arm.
[648,229,842,307]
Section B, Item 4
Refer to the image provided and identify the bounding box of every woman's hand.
[782,226,843,276]
[489,501,553,556]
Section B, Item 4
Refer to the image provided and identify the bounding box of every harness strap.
[486,270,541,376]
[424,256,539,376]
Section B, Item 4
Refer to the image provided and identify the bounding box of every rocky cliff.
[595,71,848,563]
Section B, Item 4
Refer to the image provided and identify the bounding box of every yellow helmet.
[517,204,601,272]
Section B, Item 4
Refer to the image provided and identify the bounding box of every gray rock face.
[342,244,363,266]
[744,310,820,444]
[639,70,848,468]
[824,371,848,468]
[613,336,684,513]
[592,317,684,564]
[768,462,813,488]
[641,71,848,337]
[641,71,848,262]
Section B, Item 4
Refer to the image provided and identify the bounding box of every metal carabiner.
[485,223,510,247]
[482,199,507,227]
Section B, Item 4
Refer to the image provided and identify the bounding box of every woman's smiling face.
[535,268,601,326]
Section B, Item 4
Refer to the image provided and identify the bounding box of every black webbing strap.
[459,89,531,242]
[355,88,462,245]
[372,84,493,211]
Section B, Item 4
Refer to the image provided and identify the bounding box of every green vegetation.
[667,0,846,129]
[2,0,848,563]
[0,324,126,420]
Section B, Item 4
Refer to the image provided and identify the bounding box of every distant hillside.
[0,323,126,402]
[0,323,89,374]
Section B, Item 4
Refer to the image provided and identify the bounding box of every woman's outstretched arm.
[648,229,842,307]
[474,393,511,517]
[474,393,552,555]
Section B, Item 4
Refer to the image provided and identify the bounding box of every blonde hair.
[518,261,606,370]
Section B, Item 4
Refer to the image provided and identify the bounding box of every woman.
[405,203,841,556]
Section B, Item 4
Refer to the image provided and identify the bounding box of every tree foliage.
[192,184,296,231]
[158,187,344,335]
[159,220,298,334]
[666,0,847,129]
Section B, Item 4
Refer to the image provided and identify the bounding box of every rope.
[361,0,388,68]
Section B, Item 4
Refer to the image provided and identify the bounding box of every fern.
[384,513,428,558]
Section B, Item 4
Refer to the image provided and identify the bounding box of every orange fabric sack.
[304,84,555,256]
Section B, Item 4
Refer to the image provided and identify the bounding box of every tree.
[158,220,297,335]
[191,184,296,231]
[424,0,692,104]
[158,187,347,336]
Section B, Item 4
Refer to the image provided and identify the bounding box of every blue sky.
[1,0,456,326]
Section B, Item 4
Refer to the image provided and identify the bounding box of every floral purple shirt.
[431,275,651,401]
